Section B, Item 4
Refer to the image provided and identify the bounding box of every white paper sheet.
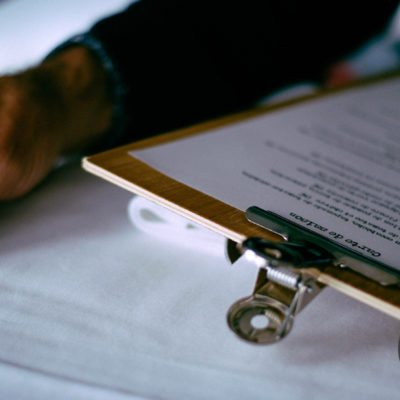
[131,78,400,270]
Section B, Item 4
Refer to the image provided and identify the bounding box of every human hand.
[0,46,113,200]
[0,72,64,199]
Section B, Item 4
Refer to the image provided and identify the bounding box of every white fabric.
[1,164,400,400]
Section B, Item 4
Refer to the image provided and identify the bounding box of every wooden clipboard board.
[83,74,400,343]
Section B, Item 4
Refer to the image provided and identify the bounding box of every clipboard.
[83,73,400,344]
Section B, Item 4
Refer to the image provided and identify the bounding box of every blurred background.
[1,1,400,79]
[0,0,131,74]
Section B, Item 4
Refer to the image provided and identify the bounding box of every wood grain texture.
[83,72,400,319]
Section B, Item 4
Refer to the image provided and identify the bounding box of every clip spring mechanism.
[227,237,332,344]
[226,205,400,344]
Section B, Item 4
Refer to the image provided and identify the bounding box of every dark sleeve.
[88,0,398,143]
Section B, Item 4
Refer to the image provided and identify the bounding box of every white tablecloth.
[1,162,400,400]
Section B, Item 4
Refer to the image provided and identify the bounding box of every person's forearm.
[0,46,113,199]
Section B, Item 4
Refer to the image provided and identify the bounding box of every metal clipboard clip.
[226,206,400,345]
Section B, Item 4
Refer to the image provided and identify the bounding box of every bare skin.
[0,46,113,200]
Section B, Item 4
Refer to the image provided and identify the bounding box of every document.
[131,78,400,271]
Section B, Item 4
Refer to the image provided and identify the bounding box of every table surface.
[1,2,400,399]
